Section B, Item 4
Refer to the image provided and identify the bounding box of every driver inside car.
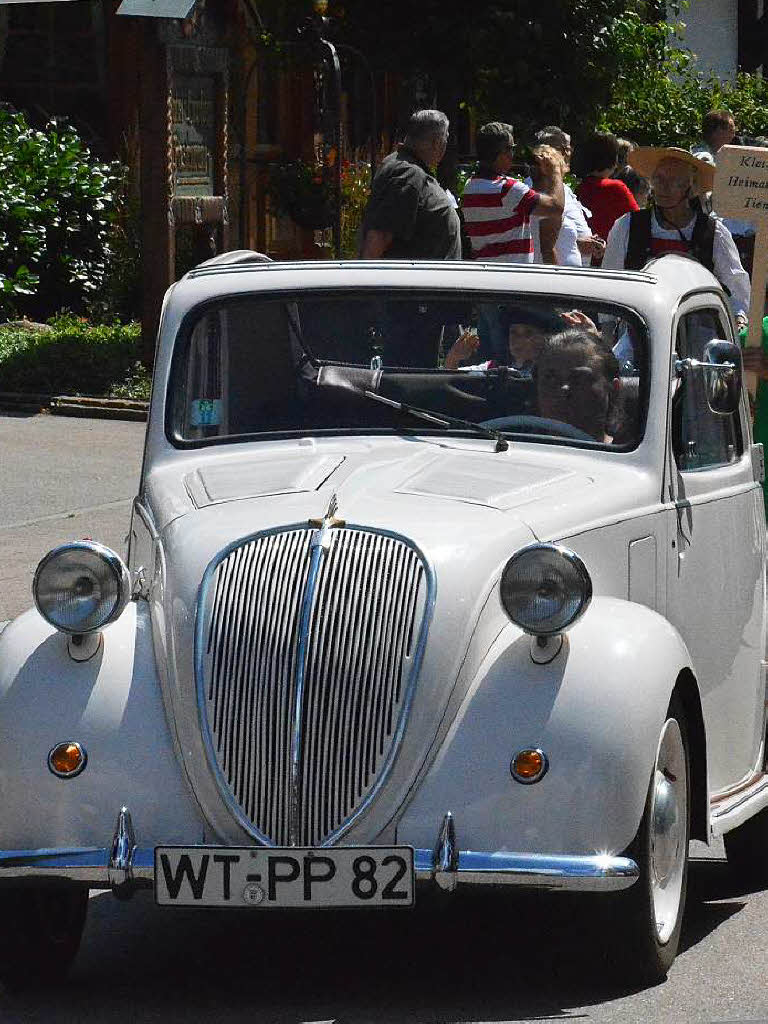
[535,328,621,442]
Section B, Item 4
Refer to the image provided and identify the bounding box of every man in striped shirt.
[460,122,564,360]
[461,122,564,263]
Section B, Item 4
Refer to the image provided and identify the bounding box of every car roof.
[166,255,725,325]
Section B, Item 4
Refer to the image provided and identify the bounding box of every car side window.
[673,308,742,472]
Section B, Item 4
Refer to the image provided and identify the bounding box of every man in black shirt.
[360,109,461,261]
[360,110,461,365]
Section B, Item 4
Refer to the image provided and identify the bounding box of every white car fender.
[0,602,205,851]
[397,596,699,858]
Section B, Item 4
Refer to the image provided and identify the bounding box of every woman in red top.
[576,132,639,258]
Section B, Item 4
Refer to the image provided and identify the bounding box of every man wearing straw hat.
[602,146,750,328]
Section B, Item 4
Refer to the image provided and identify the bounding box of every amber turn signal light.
[48,741,87,779]
[510,748,548,785]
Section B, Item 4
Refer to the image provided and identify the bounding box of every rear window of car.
[167,290,648,451]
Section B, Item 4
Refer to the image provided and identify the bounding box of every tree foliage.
[335,0,666,141]
[333,0,768,153]
[597,10,768,146]
[0,110,121,321]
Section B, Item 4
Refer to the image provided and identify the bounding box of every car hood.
[145,437,654,843]
[145,435,653,543]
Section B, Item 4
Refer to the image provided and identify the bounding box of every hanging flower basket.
[290,194,334,230]
[267,160,334,230]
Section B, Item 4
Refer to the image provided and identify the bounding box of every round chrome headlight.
[33,542,130,635]
[500,544,592,636]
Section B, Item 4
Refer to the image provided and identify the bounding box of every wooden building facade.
[0,0,393,351]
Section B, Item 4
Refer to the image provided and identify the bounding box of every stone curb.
[0,392,149,421]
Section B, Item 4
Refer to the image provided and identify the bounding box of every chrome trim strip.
[711,774,768,835]
[132,499,159,543]
[414,848,639,891]
[195,522,436,848]
[186,259,657,285]
[289,532,326,846]
[710,766,766,806]
[0,806,635,895]
[0,845,636,893]
[0,621,9,638]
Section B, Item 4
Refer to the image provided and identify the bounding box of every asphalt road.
[0,853,766,1024]
[1,413,768,1022]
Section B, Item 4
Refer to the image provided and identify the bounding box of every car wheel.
[0,885,88,989]
[724,803,768,886]
[611,696,690,984]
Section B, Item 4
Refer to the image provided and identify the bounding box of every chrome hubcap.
[649,718,687,944]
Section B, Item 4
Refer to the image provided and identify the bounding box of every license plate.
[154,846,415,908]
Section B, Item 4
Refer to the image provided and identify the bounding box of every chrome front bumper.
[0,809,638,897]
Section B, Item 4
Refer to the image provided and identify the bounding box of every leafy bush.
[595,12,703,145]
[0,111,122,321]
[596,9,768,147]
[0,314,141,395]
[107,360,152,401]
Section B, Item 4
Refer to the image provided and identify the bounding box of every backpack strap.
[625,208,653,270]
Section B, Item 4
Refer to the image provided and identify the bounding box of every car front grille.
[199,526,429,846]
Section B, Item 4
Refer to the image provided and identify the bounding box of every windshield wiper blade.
[363,390,509,453]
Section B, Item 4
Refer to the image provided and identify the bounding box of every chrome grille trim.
[195,523,434,847]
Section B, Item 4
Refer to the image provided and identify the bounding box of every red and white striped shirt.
[460,175,540,262]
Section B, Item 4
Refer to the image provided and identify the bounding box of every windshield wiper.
[362,390,509,453]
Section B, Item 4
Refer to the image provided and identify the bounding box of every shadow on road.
[0,853,752,1023]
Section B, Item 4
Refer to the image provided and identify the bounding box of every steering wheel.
[479,414,596,442]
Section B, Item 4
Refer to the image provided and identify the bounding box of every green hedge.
[0,314,143,396]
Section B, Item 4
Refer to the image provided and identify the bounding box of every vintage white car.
[0,252,765,985]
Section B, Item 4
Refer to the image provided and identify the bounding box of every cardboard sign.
[713,146,768,217]
[713,145,768,354]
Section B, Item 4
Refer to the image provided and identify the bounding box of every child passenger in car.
[444,308,561,372]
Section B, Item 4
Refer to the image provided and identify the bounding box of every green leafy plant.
[0,314,141,395]
[595,11,707,145]
[108,360,152,401]
[0,111,122,321]
[596,7,768,147]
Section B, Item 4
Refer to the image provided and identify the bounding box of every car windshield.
[169,290,647,450]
